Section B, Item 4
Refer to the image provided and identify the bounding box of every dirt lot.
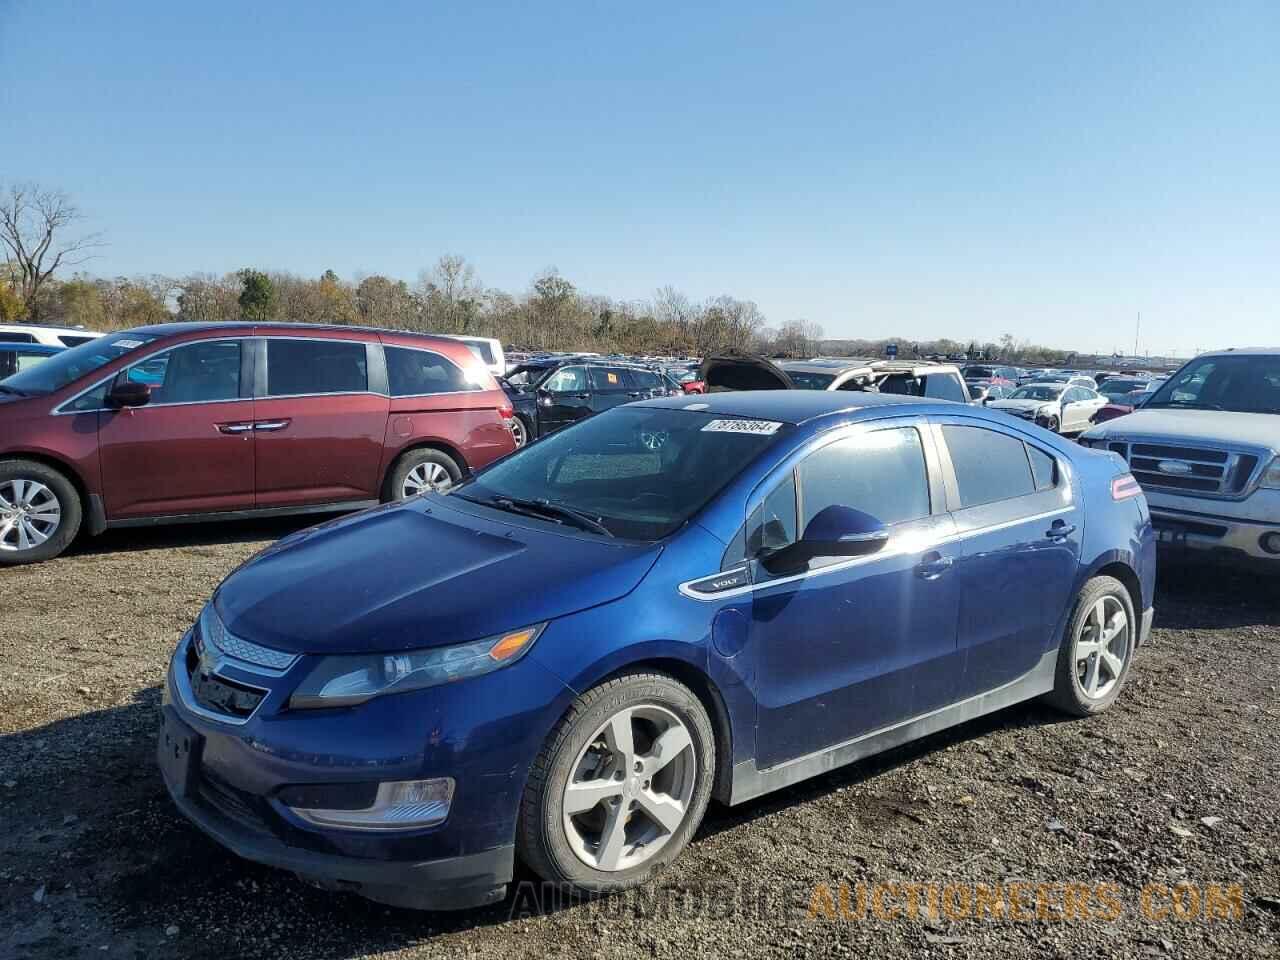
[2,519,1278,960]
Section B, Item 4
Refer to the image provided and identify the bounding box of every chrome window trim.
[50,336,251,416]
[678,505,1074,601]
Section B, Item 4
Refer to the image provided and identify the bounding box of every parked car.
[960,364,1018,391]
[437,335,506,379]
[969,382,1015,404]
[700,356,971,402]
[499,358,675,442]
[1097,377,1151,404]
[0,341,63,379]
[1081,349,1280,569]
[989,382,1108,434]
[0,323,516,564]
[0,322,103,348]
[1090,378,1167,425]
[158,390,1154,910]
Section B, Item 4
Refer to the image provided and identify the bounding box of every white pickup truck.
[1080,349,1280,569]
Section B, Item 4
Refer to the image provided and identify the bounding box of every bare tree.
[0,183,104,321]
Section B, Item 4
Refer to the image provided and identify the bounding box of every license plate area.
[158,706,204,798]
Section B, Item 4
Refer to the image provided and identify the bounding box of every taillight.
[1111,474,1141,500]
[498,400,514,419]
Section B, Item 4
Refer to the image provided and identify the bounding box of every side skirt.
[728,647,1058,805]
[100,499,379,530]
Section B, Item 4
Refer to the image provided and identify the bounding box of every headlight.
[1261,456,1280,490]
[289,623,546,708]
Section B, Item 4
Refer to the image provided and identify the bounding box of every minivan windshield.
[454,406,786,540]
[1144,355,1280,414]
[0,332,160,396]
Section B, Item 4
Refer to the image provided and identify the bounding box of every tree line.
[2,181,1074,363]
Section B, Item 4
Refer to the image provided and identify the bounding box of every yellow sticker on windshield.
[607,372,618,384]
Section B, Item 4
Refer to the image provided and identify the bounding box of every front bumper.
[160,741,513,909]
[1148,504,1280,569]
[158,627,574,909]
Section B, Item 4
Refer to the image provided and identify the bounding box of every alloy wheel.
[510,417,528,448]
[0,479,62,553]
[562,704,696,872]
[401,462,453,498]
[1073,595,1130,699]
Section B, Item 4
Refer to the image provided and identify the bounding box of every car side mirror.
[760,505,889,573]
[106,380,152,409]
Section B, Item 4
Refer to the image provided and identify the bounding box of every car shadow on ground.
[1153,562,1279,629]
[65,514,334,557]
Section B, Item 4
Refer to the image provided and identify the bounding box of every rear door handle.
[253,420,290,432]
[1046,520,1077,540]
[217,422,253,434]
[915,551,953,579]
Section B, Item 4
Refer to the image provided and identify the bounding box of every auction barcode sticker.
[701,418,782,435]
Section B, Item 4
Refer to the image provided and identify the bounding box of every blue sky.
[3,0,1276,355]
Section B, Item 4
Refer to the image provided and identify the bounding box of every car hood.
[990,398,1055,414]
[214,498,663,655]
[1086,408,1280,451]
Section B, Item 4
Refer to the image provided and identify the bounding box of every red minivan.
[0,322,517,564]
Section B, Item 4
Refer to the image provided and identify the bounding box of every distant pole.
[1134,312,1140,357]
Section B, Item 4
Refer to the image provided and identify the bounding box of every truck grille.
[1107,441,1259,497]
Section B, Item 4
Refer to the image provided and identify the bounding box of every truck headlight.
[1261,456,1280,490]
[289,624,545,708]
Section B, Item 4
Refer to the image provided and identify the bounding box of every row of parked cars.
[1,321,1275,571]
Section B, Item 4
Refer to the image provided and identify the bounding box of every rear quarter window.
[386,346,479,396]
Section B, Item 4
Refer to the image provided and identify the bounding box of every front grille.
[198,771,272,834]
[1106,440,1261,497]
[184,642,267,721]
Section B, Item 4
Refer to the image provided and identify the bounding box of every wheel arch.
[590,656,735,805]
[380,439,470,498]
[1091,560,1144,639]
[0,450,97,533]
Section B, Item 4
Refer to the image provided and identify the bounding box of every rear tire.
[1045,575,1136,717]
[517,672,715,895]
[0,459,82,565]
[383,448,463,502]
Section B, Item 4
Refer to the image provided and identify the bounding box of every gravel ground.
[1,520,1278,960]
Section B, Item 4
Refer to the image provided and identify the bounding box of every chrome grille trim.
[1105,438,1269,500]
[203,613,299,674]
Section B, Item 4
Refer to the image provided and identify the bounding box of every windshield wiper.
[467,494,615,537]
[1143,400,1224,410]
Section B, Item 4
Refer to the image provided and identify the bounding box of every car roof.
[777,360,871,374]
[640,388,932,424]
[0,341,64,352]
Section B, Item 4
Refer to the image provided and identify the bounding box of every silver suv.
[1080,349,1280,568]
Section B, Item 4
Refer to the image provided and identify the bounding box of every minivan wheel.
[1045,575,1136,717]
[0,460,82,565]
[517,672,715,894]
[385,449,463,501]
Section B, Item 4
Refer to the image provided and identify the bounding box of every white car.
[436,335,505,378]
[0,323,103,348]
[989,382,1108,434]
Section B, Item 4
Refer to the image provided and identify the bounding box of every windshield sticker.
[701,418,782,435]
[113,339,145,350]
[607,372,619,384]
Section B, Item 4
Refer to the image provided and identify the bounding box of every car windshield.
[962,366,995,378]
[1099,379,1148,399]
[0,331,160,396]
[1144,355,1280,414]
[455,406,786,540]
[1010,385,1064,401]
[784,371,836,390]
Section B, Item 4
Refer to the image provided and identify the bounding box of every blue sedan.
[159,390,1155,909]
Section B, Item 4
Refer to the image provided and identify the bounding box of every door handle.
[571,393,590,400]
[217,422,253,434]
[253,420,290,432]
[915,551,953,579]
[1045,519,1077,540]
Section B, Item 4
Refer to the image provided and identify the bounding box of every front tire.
[0,459,82,565]
[1045,575,1136,717]
[517,672,715,894]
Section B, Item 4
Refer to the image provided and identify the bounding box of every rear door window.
[941,425,1037,507]
[542,366,588,393]
[265,339,368,396]
[385,346,478,396]
[589,366,634,390]
[924,374,967,402]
